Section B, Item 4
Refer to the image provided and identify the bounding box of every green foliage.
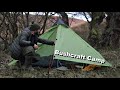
[8,59,18,66]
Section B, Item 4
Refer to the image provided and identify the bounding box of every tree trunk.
[21,12,26,28]
[101,12,120,49]
[87,12,105,47]
[25,12,29,27]
[41,12,49,34]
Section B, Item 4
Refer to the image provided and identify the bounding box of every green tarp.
[36,24,112,67]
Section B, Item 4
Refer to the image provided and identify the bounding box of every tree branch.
[83,12,90,23]
[41,12,49,34]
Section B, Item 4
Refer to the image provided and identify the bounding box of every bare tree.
[84,12,105,47]
[5,12,20,39]
[40,12,49,34]
[101,12,120,48]
[25,12,29,27]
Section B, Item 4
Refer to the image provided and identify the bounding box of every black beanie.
[30,24,40,31]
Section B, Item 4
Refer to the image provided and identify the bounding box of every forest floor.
[0,48,120,78]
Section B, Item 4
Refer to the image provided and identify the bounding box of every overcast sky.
[29,12,91,21]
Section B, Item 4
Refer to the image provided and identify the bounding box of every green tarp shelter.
[36,22,112,67]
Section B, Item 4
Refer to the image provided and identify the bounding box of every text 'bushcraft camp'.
[54,50,105,64]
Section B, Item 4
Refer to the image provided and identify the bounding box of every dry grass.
[0,48,120,78]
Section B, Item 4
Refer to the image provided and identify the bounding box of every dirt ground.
[0,48,120,78]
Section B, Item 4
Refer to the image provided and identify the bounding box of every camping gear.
[8,19,112,68]
[35,19,112,67]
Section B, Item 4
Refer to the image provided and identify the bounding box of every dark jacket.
[9,27,54,59]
